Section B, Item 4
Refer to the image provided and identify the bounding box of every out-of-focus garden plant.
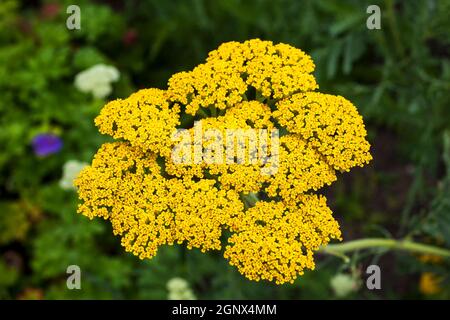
[0,0,449,299]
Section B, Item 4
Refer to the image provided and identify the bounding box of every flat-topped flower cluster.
[75,39,372,284]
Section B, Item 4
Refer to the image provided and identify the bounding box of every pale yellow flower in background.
[330,273,360,298]
[74,64,120,99]
[59,160,88,190]
[167,277,196,300]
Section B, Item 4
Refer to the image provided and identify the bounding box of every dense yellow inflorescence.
[225,196,341,284]
[75,39,372,284]
[95,88,180,157]
[274,92,372,171]
[76,142,244,259]
[265,135,337,206]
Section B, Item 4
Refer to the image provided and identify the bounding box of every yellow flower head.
[274,92,372,171]
[76,142,244,259]
[225,195,341,284]
[419,272,443,295]
[75,39,372,284]
[95,88,180,157]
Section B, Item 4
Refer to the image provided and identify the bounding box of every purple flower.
[32,133,63,156]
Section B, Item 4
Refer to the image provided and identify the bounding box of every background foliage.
[0,0,449,299]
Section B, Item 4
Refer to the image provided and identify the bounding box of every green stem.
[320,238,450,259]
[210,106,217,117]
[386,0,404,57]
[197,108,209,118]
[241,192,259,208]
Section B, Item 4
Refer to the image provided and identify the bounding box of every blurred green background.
[1,0,449,299]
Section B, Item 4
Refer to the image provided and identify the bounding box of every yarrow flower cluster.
[330,273,360,298]
[75,39,372,284]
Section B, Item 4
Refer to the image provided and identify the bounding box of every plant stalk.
[320,238,450,260]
